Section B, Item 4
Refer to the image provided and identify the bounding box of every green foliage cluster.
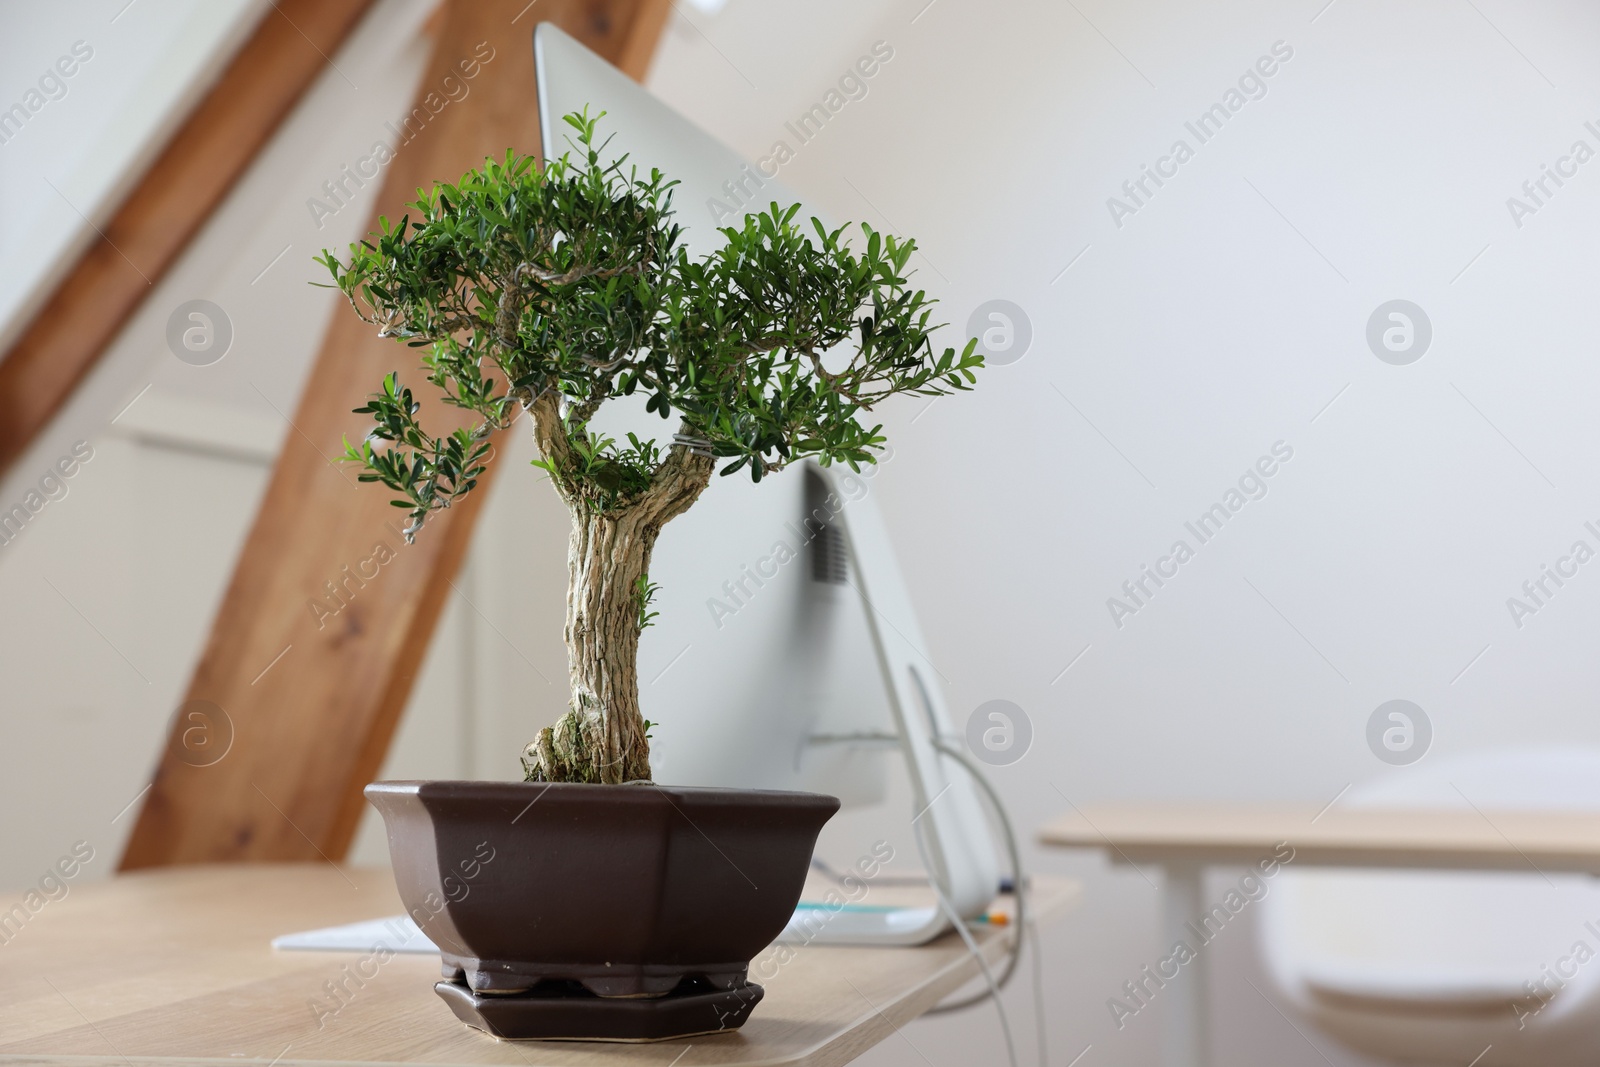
[321,110,981,536]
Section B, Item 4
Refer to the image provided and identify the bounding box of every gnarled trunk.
[524,507,658,783]
[522,407,716,783]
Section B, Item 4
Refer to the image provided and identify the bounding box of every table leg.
[1161,862,1210,1067]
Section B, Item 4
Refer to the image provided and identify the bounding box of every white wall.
[5,1,1600,1065]
[639,2,1600,1065]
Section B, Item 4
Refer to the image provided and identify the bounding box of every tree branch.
[516,261,639,288]
[528,389,578,506]
[637,420,715,525]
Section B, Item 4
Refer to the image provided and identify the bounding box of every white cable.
[889,669,1045,1065]
[1027,913,1048,1067]
[926,739,1026,1004]
[911,807,1020,1067]
[926,737,1049,1067]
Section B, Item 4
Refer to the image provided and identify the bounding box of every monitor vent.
[811,524,848,584]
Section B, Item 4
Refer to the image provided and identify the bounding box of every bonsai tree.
[321,111,981,785]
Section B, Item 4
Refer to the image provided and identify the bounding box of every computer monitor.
[533,24,999,942]
[640,461,894,810]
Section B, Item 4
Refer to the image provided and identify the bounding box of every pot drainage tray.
[435,976,765,1041]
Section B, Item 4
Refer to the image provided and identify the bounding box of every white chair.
[1257,748,1600,1065]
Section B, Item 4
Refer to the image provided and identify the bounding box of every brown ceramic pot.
[365,781,838,1002]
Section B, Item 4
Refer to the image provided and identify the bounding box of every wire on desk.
[924,737,1049,1067]
[926,739,1027,1008]
[912,798,1021,1067]
[1027,907,1048,1067]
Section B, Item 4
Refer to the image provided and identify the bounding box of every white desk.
[1039,804,1600,1067]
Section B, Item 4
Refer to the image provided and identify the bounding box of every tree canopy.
[321,110,982,535]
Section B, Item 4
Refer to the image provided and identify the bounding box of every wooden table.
[0,865,1078,1066]
[1039,804,1600,1067]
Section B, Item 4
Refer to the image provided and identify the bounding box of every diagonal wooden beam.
[0,0,379,478]
[121,0,673,868]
